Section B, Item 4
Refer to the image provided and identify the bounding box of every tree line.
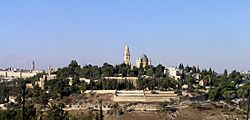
[1,60,249,119]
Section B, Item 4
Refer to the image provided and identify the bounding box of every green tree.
[79,83,87,93]
[56,60,81,80]
[146,66,155,76]
[186,76,195,92]
[68,60,81,78]
[45,104,69,120]
[223,69,228,77]
[128,67,139,77]
[237,85,248,99]
[229,70,242,83]
[0,109,22,120]
[178,63,184,70]
[0,82,8,103]
[197,67,201,73]
[24,104,37,120]
[81,65,92,78]
[191,66,197,74]
[208,88,221,100]
[222,90,236,102]
[116,63,130,77]
[138,67,145,76]
[155,64,165,78]
[184,65,191,73]
[101,63,114,76]
[91,66,101,79]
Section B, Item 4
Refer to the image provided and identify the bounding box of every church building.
[123,45,151,68]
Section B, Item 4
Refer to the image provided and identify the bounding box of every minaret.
[32,61,35,71]
[48,65,52,76]
[123,45,131,65]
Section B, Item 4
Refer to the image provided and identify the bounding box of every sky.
[0,0,250,73]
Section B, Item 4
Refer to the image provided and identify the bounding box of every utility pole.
[22,83,26,120]
[90,73,93,90]
[247,88,250,120]
[5,80,9,103]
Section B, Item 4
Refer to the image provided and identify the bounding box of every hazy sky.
[1,0,250,72]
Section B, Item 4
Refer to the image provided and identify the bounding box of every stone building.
[0,70,42,79]
[136,54,151,68]
[0,61,43,79]
[166,67,181,80]
[123,45,151,68]
[123,45,131,65]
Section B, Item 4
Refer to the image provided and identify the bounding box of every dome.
[140,54,148,61]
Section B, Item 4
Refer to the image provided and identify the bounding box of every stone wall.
[82,90,179,103]
[113,90,179,102]
[85,90,116,94]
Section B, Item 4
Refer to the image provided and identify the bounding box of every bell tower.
[123,45,131,65]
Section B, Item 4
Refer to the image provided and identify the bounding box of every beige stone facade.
[124,45,131,65]
[123,45,152,68]
[136,54,151,68]
[167,67,181,80]
[113,90,179,102]
[0,70,42,79]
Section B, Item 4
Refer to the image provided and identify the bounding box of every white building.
[192,73,202,80]
[0,61,43,79]
[0,70,42,79]
[79,78,91,84]
[166,67,181,80]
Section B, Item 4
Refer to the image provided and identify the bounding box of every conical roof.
[140,54,148,61]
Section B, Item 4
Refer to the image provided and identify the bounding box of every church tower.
[124,45,131,65]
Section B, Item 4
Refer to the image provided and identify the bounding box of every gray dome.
[140,54,148,61]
